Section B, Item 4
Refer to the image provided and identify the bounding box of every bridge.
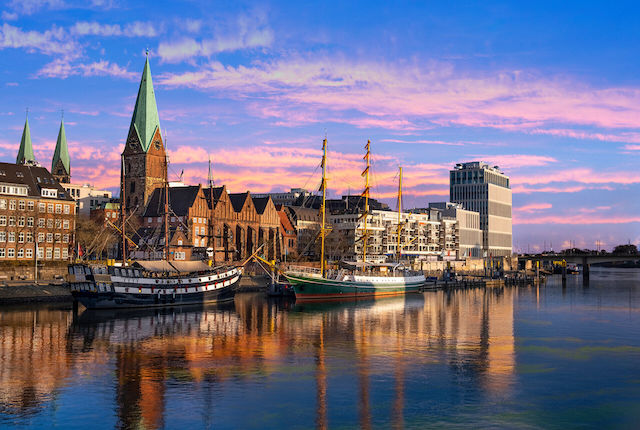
[519,253,640,279]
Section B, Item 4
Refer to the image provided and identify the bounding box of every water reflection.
[1,288,517,428]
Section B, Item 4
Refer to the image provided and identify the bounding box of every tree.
[613,244,639,255]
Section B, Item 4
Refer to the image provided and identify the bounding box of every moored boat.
[282,138,425,301]
[69,260,242,309]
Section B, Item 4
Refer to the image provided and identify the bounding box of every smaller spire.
[52,117,70,182]
[16,112,35,165]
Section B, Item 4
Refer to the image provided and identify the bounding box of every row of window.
[0,231,71,243]
[0,199,72,214]
[0,247,68,259]
[0,216,71,229]
[0,184,28,196]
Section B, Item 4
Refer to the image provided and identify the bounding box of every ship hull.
[71,281,239,309]
[69,264,242,309]
[284,273,424,301]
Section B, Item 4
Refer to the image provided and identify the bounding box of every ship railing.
[285,265,323,276]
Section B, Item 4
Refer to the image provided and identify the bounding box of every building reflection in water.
[0,287,515,428]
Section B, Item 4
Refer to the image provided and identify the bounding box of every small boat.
[282,139,425,300]
[69,261,242,309]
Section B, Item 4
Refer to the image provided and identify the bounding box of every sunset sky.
[1,1,639,251]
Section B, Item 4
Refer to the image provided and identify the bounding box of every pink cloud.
[514,214,640,225]
[158,57,640,131]
[515,203,552,213]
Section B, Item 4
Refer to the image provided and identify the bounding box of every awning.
[133,260,177,273]
[169,260,211,273]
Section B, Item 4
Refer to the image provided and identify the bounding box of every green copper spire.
[16,116,35,164]
[128,55,162,152]
[52,119,70,176]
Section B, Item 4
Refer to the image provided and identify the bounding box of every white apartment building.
[450,162,512,257]
[327,209,465,263]
[62,183,112,217]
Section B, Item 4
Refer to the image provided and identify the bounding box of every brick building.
[0,162,75,261]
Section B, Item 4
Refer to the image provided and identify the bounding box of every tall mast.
[208,156,215,266]
[121,155,127,266]
[396,166,403,261]
[164,152,169,261]
[361,140,371,268]
[319,138,328,277]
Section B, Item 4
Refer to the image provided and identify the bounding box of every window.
[18,200,25,210]
[0,232,4,242]
[130,182,135,193]
[9,200,16,210]
[28,201,34,211]
[47,203,54,213]
[25,248,33,258]
[37,247,44,259]
[55,219,61,229]
[147,217,152,224]
[18,232,24,243]
[64,204,70,214]
[177,239,183,246]
[55,204,62,214]
[47,233,53,243]
[17,248,24,258]
[47,219,53,229]
[55,233,61,242]
[27,217,33,227]
[38,233,44,243]
[62,248,68,259]
[0,199,5,209]
[7,248,14,258]
[8,232,14,243]
[8,216,15,227]
[46,248,52,260]
[38,218,45,228]
[175,251,185,260]
[26,232,33,243]
[18,217,25,227]
[54,248,60,259]
[0,215,5,226]
[0,248,4,258]
[63,234,69,243]
[39,203,46,212]
[63,220,69,229]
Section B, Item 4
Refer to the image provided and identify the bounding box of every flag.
[78,243,83,257]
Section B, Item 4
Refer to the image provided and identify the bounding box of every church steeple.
[127,54,162,152]
[16,115,36,165]
[52,118,71,183]
[121,54,167,215]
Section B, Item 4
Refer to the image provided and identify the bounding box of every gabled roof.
[143,186,200,217]
[16,118,35,164]
[0,162,72,200]
[229,192,249,212]
[202,185,226,209]
[252,196,271,214]
[128,56,161,152]
[51,120,70,174]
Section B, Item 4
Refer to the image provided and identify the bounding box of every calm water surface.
[1,268,639,429]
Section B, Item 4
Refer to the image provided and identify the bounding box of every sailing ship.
[282,139,426,300]
[68,155,245,309]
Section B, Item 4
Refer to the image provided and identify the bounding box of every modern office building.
[450,162,512,257]
[428,202,483,258]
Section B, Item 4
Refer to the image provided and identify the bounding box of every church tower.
[16,116,36,165]
[51,119,71,183]
[121,55,167,214]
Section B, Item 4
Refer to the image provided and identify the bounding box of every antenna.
[61,108,64,121]
[25,107,29,120]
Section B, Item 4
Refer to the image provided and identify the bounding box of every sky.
[0,0,639,252]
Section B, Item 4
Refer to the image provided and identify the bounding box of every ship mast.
[164,152,169,261]
[396,166,403,261]
[121,155,126,266]
[361,140,371,268]
[208,156,215,266]
[319,138,328,277]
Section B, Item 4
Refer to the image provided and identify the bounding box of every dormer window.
[154,141,161,150]
[16,172,23,178]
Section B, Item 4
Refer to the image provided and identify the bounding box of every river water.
[1,268,639,429]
